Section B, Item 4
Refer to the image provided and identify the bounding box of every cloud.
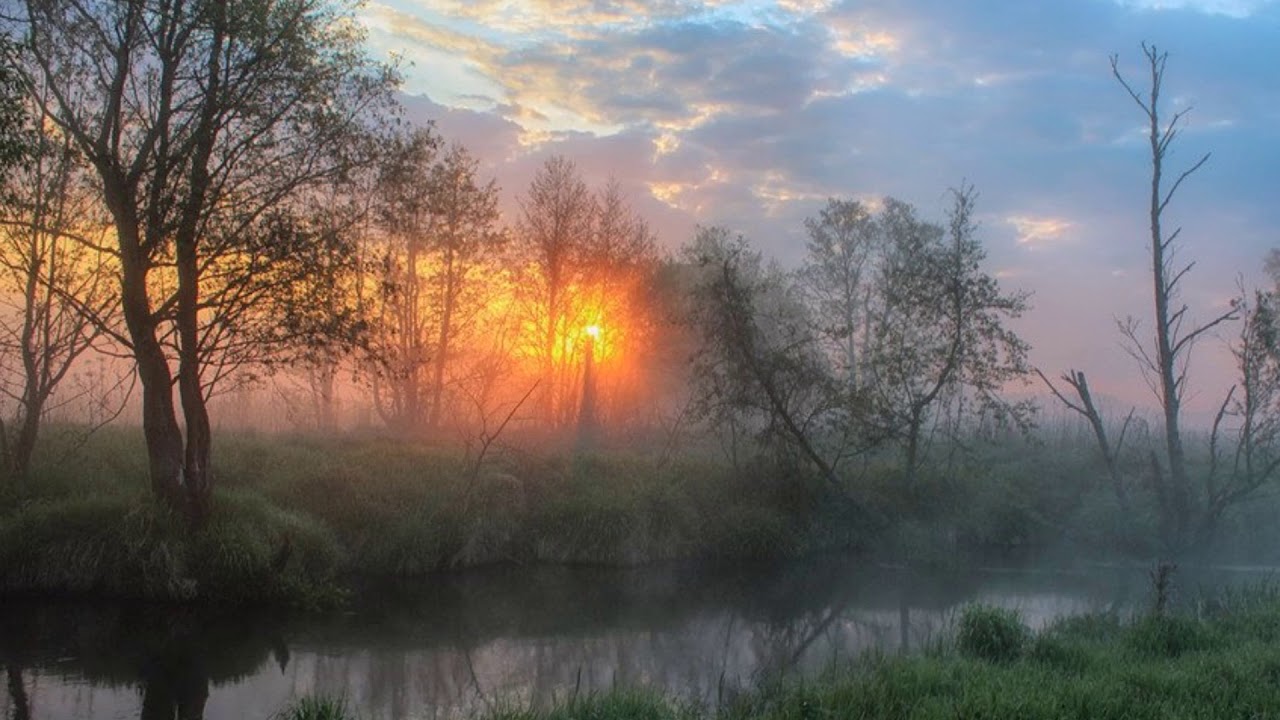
[368,0,1280,412]
[1007,215,1075,247]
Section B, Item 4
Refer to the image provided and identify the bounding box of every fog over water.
[6,555,1262,720]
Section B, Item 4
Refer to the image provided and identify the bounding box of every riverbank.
[0,425,1259,608]
[0,429,874,607]
[277,587,1280,719]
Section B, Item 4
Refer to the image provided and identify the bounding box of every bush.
[956,604,1027,663]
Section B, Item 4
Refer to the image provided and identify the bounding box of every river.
[0,554,1239,719]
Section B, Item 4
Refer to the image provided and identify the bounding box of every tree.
[683,227,863,496]
[865,188,1030,484]
[423,144,504,429]
[1198,288,1280,544]
[580,179,659,427]
[799,199,879,388]
[514,155,595,423]
[368,127,441,434]
[366,133,504,435]
[9,0,397,523]
[0,35,28,178]
[1041,45,1262,553]
[0,69,116,481]
[1110,43,1233,550]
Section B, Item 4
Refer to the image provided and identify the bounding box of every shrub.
[956,604,1027,663]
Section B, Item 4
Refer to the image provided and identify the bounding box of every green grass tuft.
[273,696,354,720]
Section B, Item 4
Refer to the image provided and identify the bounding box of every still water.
[0,555,1220,719]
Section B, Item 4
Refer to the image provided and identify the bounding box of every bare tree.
[1111,43,1234,549]
[8,0,397,523]
[0,76,116,481]
[514,156,595,423]
[1036,368,1135,512]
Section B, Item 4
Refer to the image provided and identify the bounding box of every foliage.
[955,604,1028,663]
[0,36,29,178]
[866,187,1032,481]
[9,0,400,520]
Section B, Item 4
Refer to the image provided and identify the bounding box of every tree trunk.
[429,246,457,429]
[1145,58,1192,551]
[176,234,212,525]
[113,208,185,511]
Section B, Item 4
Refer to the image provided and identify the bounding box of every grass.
[0,426,858,606]
[272,589,1280,720]
[10,419,1280,608]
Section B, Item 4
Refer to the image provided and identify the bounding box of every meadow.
[2,421,1276,608]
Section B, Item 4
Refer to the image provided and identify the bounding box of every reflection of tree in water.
[0,559,1143,719]
[0,603,283,720]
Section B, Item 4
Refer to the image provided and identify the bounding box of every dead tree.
[1036,368,1135,512]
[1111,43,1235,550]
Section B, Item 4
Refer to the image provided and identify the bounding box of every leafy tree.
[514,155,596,423]
[865,188,1030,484]
[10,0,398,523]
[423,144,505,429]
[367,133,504,435]
[683,226,863,495]
[0,35,28,179]
[368,127,441,434]
[799,198,879,388]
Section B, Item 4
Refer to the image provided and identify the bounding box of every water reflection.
[0,557,1162,720]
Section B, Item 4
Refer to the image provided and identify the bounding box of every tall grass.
[1,426,863,604]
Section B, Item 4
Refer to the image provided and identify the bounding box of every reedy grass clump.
[0,484,343,607]
[955,603,1028,662]
[273,696,354,720]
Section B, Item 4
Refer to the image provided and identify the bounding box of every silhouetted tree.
[514,156,595,423]
[8,0,397,523]
[369,127,440,434]
[683,227,861,496]
[0,80,116,482]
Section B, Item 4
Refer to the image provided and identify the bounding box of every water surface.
[0,555,1197,719]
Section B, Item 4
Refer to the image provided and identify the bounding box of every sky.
[355,0,1280,420]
